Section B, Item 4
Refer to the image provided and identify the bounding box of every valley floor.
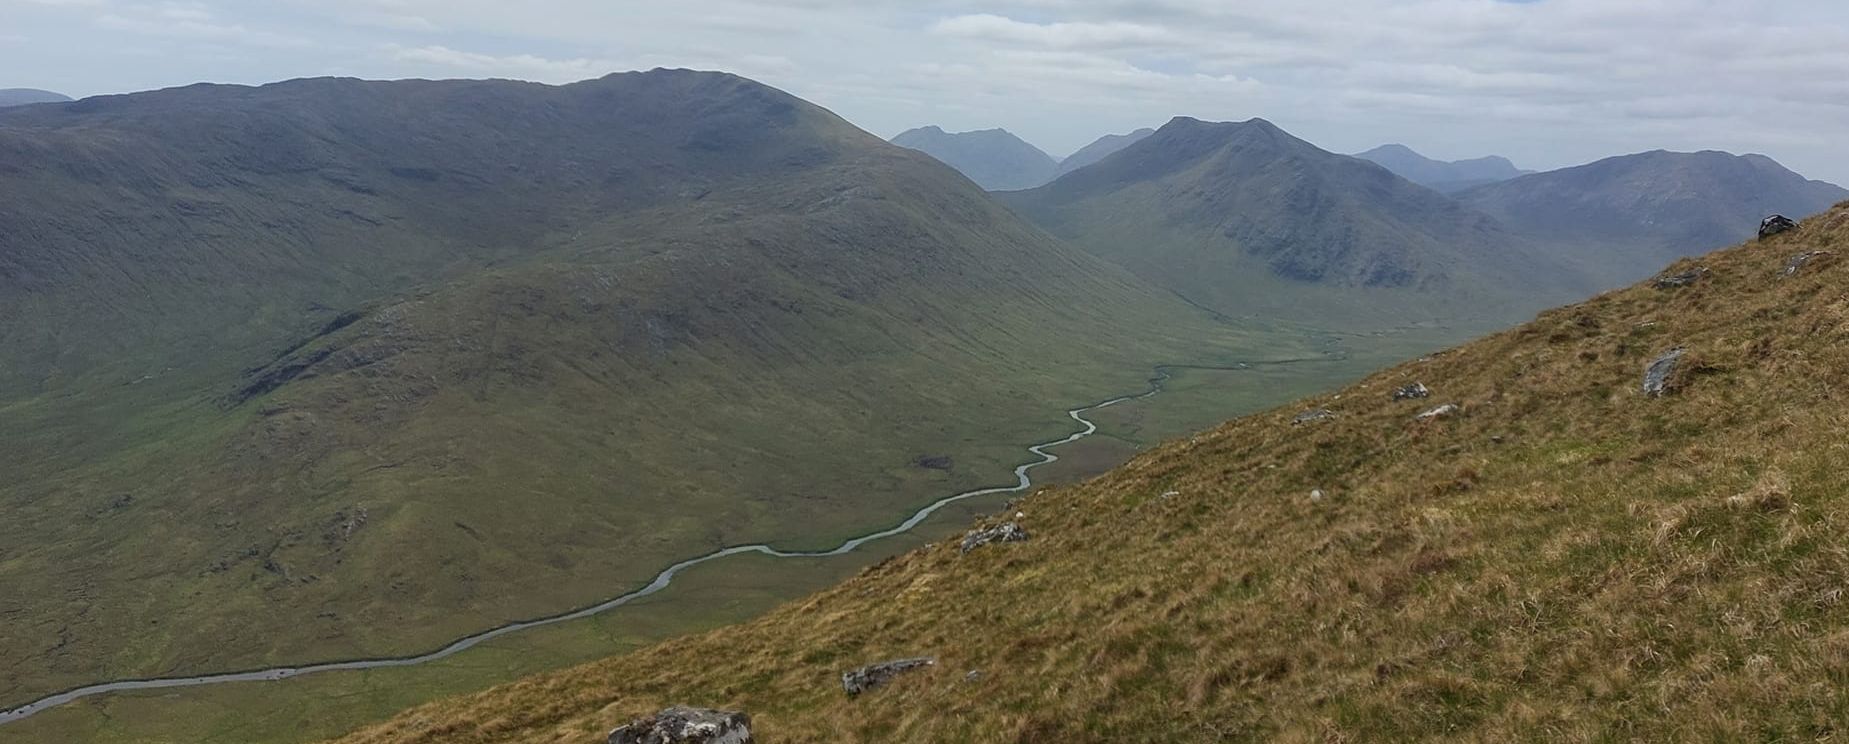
[0,328,1462,744]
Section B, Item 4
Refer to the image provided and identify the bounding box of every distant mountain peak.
[0,88,73,107]
[1356,143,1529,193]
[890,124,1059,191]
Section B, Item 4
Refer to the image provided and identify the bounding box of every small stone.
[1782,251,1831,277]
[1391,382,1431,401]
[842,657,936,696]
[1415,403,1460,421]
[1643,347,1687,398]
[1759,214,1798,240]
[607,706,753,744]
[1159,490,1180,499]
[1652,267,1708,289]
[960,522,1027,553]
[1309,489,1325,503]
[964,670,983,682]
[1292,408,1335,425]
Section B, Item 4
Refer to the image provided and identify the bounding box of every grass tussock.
[333,204,1849,742]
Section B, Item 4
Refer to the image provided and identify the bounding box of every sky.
[6,0,1849,184]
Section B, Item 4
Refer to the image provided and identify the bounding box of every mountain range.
[888,125,1060,191]
[0,70,1281,709]
[1001,116,1589,330]
[1355,143,1531,193]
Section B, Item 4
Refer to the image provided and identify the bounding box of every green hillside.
[0,70,1305,710]
[328,204,1849,743]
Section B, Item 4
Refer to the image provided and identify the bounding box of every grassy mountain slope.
[889,126,1060,191]
[1056,128,1154,177]
[1354,143,1528,194]
[0,71,1286,706]
[1460,149,1849,285]
[1000,117,1589,330]
[333,202,1849,743]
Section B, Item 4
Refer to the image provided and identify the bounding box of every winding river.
[0,363,1281,725]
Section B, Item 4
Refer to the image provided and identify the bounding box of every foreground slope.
[1001,117,1588,328]
[889,126,1060,191]
[1354,143,1528,193]
[1461,150,1848,284]
[336,205,1849,742]
[0,70,1269,706]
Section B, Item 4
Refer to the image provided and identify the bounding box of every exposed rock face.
[1415,403,1461,420]
[1293,408,1335,425]
[1783,251,1831,277]
[1653,267,1708,289]
[842,657,936,696]
[961,522,1028,553]
[1392,382,1432,401]
[607,706,753,744]
[1760,215,1798,240]
[1643,347,1687,398]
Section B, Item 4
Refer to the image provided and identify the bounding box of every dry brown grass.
[331,203,1849,743]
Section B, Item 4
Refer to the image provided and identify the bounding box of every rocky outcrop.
[1415,403,1460,421]
[842,657,936,696]
[607,706,753,744]
[1653,267,1708,289]
[1760,215,1798,240]
[1293,408,1335,425]
[1392,382,1431,401]
[1783,251,1831,277]
[1643,347,1687,398]
[960,522,1028,553]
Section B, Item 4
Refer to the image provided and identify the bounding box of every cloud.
[385,44,619,83]
[931,14,1177,49]
[95,2,310,48]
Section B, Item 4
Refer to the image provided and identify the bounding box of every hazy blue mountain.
[1057,128,1156,176]
[0,88,73,107]
[890,125,1060,191]
[1459,149,1849,283]
[1355,143,1530,193]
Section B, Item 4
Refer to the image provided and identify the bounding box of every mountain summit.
[1355,143,1530,193]
[0,88,71,107]
[1001,116,1588,328]
[889,125,1060,190]
[1057,127,1156,176]
[1459,149,1849,283]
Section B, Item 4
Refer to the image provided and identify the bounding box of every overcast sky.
[7,0,1849,183]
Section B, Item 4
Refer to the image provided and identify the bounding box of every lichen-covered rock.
[1643,347,1687,398]
[608,706,753,744]
[1392,382,1431,401]
[1415,403,1460,421]
[1653,267,1708,289]
[960,522,1027,553]
[842,657,935,696]
[1760,214,1798,240]
[1782,251,1831,277]
[1292,408,1335,425]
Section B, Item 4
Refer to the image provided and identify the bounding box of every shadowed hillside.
[330,203,1849,742]
[0,70,1291,709]
[1057,128,1154,177]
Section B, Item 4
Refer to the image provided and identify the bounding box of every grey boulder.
[1760,214,1798,240]
[1392,382,1431,401]
[1653,267,1708,289]
[960,522,1028,553]
[1292,408,1335,425]
[842,657,936,696]
[1643,347,1687,398]
[608,706,753,744]
[1783,251,1830,277]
